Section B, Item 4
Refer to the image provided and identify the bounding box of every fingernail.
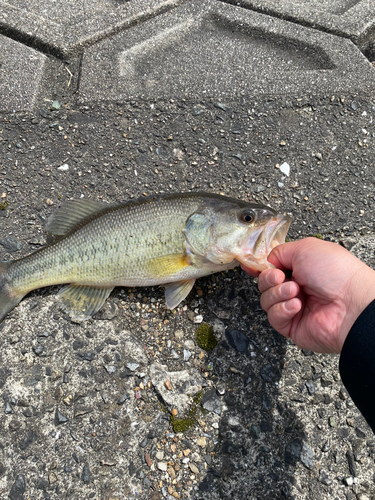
[280,282,291,298]
[266,271,277,286]
[284,299,295,311]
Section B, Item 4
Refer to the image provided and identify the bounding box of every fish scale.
[9,196,191,291]
[0,192,291,322]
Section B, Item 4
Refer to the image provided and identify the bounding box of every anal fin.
[164,279,195,309]
[57,284,113,322]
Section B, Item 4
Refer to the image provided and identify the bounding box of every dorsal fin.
[45,199,120,244]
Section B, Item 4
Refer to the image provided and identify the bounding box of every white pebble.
[183,350,192,361]
[126,362,139,371]
[58,164,69,171]
[279,162,290,176]
[194,315,203,324]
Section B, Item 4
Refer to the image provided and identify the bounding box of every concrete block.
[222,0,375,52]
[0,0,182,57]
[0,35,48,112]
[78,0,375,102]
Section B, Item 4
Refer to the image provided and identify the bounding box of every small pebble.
[189,463,199,474]
[279,162,290,176]
[57,164,69,171]
[104,365,116,375]
[4,402,14,414]
[196,437,206,447]
[117,394,130,405]
[51,100,61,110]
[145,453,152,467]
[81,464,90,483]
[55,408,68,425]
[126,363,139,371]
[139,438,148,448]
[175,330,184,340]
[183,350,192,361]
[33,345,43,356]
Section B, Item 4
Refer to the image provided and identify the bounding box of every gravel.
[0,94,375,500]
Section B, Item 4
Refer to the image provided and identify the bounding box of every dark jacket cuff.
[339,300,375,433]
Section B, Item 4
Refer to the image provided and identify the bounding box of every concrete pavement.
[1,0,375,110]
[1,1,375,500]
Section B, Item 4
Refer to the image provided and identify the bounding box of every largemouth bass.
[0,192,291,322]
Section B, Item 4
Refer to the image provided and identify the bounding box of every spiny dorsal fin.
[45,199,120,244]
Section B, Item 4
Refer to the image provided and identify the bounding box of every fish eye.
[240,210,255,223]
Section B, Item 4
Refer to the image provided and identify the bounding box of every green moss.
[170,414,196,433]
[195,323,217,352]
[192,391,202,405]
[0,200,9,210]
[158,402,167,413]
[170,392,203,433]
[312,233,323,239]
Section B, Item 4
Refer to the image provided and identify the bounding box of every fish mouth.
[264,214,292,251]
[242,214,291,271]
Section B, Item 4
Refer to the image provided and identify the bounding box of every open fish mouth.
[243,214,291,270]
[264,214,292,251]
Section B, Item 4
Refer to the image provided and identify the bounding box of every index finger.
[240,263,260,278]
[258,268,286,293]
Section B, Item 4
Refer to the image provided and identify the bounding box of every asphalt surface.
[1,1,375,500]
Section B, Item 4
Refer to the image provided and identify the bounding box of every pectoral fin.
[57,284,113,322]
[164,279,195,309]
[147,253,190,278]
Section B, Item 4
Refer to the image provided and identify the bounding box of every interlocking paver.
[0,0,182,57]
[221,0,375,51]
[0,35,50,112]
[78,0,375,102]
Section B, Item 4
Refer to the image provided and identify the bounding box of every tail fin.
[0,262,23,322]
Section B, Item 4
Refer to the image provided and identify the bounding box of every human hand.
[252,238,375,353]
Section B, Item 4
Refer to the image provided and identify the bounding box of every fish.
[0,192,291,322]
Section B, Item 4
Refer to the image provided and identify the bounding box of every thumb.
[267,240,301,270]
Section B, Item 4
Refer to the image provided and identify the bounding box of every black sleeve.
[339,300,375,433]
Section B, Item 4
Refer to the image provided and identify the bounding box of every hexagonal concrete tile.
[0,0,182,57]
